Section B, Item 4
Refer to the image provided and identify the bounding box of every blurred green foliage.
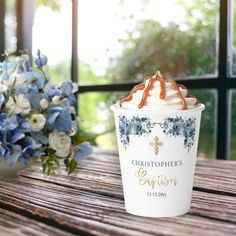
[36,0,61,10]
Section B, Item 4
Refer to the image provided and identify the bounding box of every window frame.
[0,0,5,61]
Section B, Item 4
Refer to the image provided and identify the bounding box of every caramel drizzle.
[178,84,199,105]
[156,72,166,99]
[168,79,187,110]
[119,77,149,106]
[186,95,199,105]
[138,77,156,109]
[120,71,199,109]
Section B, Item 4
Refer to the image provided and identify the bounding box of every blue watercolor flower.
[118,115,157,149]
[158,116,196,152]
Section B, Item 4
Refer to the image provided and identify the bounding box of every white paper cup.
[110,104,205,217]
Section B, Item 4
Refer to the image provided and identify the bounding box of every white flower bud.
[52,96,60,105]
[69,106,76,114]
[60,98,69,106]
[40,99,49,109]
[72,83,78,93]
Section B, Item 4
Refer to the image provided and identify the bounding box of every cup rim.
[110,103,205,115]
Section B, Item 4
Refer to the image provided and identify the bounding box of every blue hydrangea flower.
[23,71,45,88]
[32,131,48,145]
[35,50,48,68]
[45,84,61,100]
[23,60,30,72]
[0,62,10,81]
[4,145,22,166]
[60,81,76,106]
[75,142,93,162]
[0,114,42,166]
[61,81,73,95]
[0,93,4,108]
[0,52,92,172]
[47,107,72,133]
[16,83,42,109]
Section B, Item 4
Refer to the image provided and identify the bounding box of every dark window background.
[0,0,235,160]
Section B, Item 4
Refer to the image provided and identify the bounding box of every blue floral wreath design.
[158,116,196,152]
[118,116,157,149]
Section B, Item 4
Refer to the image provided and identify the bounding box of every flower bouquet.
[0,51,92,176]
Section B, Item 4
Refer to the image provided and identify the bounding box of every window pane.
[32,0,72,84]
[230,90,236,160]
[5,0,17,54]
[190,89,216,159]
[79,89,216,159]
[79,92,128,149]
[78,0,218,85]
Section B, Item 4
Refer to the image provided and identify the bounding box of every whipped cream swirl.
[120,71,199,111]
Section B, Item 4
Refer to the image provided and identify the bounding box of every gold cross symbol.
[149,136,163,156]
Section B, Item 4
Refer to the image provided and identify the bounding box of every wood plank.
[21,153,236,198]
[18,167,236,223]
[0,149,234,235]
[194,160,236,195]
[0,208,73,236]
[191,191,236,223]
[0,167,232,233]
[0,177,235,236]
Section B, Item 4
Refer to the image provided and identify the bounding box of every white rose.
[30,114,46,132]
[5,97,15,114]
[40,98,48,109]
[52,96,60,105]
[14,94,31,115]
[49,131,71,157]
[0,83,8,93]
[72,83,78,93]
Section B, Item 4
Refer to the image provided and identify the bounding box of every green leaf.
[54,158,60,167]
[71,132,86,145]
[64,158,69,170]
[68,159,77,175]
[31,156,40,164]
[41,156,49,165]
[40,155,61,176]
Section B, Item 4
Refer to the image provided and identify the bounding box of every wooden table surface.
[0,149,235,236]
